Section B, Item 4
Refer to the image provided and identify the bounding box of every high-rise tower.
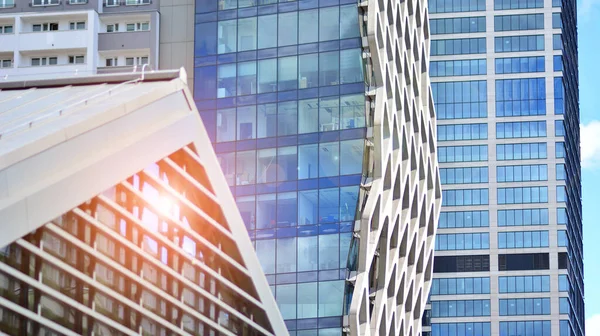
[426,0,584,334]
[192,0,442,334]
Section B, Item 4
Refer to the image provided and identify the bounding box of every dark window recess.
[558,252,568,269]
[498,253,549,271]
[434,255,490,273]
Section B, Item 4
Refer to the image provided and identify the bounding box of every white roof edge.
[0,69,185,90]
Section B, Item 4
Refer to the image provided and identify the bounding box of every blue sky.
[577,0,600,332]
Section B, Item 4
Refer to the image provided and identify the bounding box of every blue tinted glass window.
[431,300,491,317]
[258,14,277,49]
[558,230,568,247]
[496,121,546,138]
[218,20,237,54]
[495,35,544,52]
[557,185,567,202]
[279,12,298,46]
[299,10,318,44]
[494,0,543,9]
[556,142,565,158]
[495,56,545,74]
[554,55,563,71]
[494,14,544,31]
[497,164,548,182]
[556,164,566,180]
[438,123,488,141]
[340,5,360,39]
[431,59,487,77]
[195,22,217,56]
[554,34,562,50]
[496,143,547,160]
[500,321,551,336]
[442,189,489,206]
[553,13,562,28]
[431,38,486,56]
[440,167,489,184]
[432,278,491,295]
[432,323,491,336]
[560,320,571,336]
[498,231,549,248]
[499,298,551,315]
[499,275,550,293]
[559,297,570,314]
[555,120,565,136]
[559,275,569,292]
[429,0,486,13]
[431,17,486,34]
[555,77,564,114]
[496,78,546,116]
[558,208,567,224]
[497,186,549,204]
[439,210,490,228]
[432,81,487,119]
[438,145,488,162]
[436,233,490,250]
[498,208,549,226]
[319,6,339,41]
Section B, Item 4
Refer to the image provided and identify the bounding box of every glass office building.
[426,0,584,334]
[193,0,442,334]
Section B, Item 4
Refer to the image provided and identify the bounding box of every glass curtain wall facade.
[426,0,584,334]
[193,1,366,334]
[192,0,442,333]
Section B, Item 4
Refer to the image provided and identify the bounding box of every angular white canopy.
[0,69,288,336]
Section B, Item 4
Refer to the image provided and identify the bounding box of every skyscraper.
[193,0,442,334]
[426,0,584,334]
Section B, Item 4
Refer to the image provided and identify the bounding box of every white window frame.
[105,0,119,6]
[33,23,59,32]
[0,59,12,68]
[68,55,85,64]
[69,0,87,3]
[126,22,150,32]
[0,25,14,34]
[69,21,86,30]
[0,0,15,8]
[31,57,58,66]
[125,56,149,66]
[125,0,150,5]
[105,58,118,67]
[106,23,119,33]
[32,0,59,6]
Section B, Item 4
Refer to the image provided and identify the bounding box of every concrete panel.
[98,31,152,51]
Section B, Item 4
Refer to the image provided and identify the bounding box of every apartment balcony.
[18,30,90,52]
[0,34,16,52]
[98,31,153,51]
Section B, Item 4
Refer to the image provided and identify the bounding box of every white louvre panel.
[0,70,288,336]
[345,0,442,335]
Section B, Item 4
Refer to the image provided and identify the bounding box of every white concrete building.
[0,0,160,81]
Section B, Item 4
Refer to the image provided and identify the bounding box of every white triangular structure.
[0,69,288,336]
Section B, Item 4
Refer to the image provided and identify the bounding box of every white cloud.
[587,314,600,335]
[580,121,600,169]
